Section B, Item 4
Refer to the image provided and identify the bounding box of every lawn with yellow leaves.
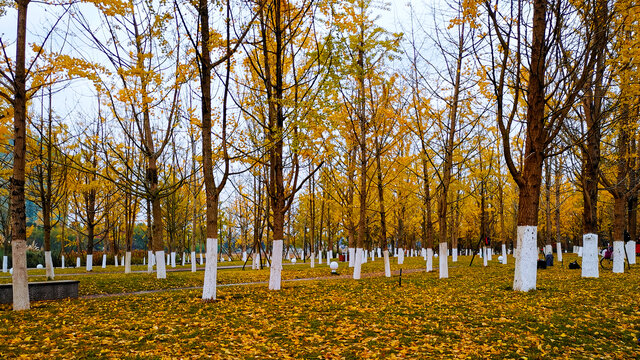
[1,254,639,359]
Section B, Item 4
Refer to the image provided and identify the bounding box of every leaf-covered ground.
[1,254,639,359]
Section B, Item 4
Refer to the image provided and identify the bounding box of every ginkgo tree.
[75,0,187,278]
[328,0,401,280]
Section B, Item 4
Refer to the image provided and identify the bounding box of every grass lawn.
[1,254,639,359]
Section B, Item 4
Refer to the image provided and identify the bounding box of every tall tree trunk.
[346,146,356,267]
[10,0,30,311]
[375,138,391,277]
[512,0,547,291]
[555,159,563,262]
[580,0,608,278]
[353,42,367,280]
[437,21,464,279]
[544,159,553,255]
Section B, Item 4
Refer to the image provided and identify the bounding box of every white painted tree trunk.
[487,248,493,261]
[147,250,154,273]
[501,244,507,264]
[612,240,624,273]
[394,248,398,257]
[362,250,367,264]
[348,247,355,267]
[12,240,30,310]
[544,244,553,256]
[76,257,80,268]
[143,257,146,266]
[155,250,167,279]
[439,242,448,278]
[45,251,55,279]
[191,251,197,272]
[398,248,404,265]
[125,252,131,274]
[170,252,176,268]
[319,251,323,265]
[202,238,218,300]
[578,246,583,257]
[581,234,598,278]
[353,248,363,279]
[199,253,203,265]
[452,248,458,262]
[268,240,283,290]
[166,253,170,265]
[115,255,119,267]
[61,255,65,269]
[422,248,426,260]
[328,250,333,261]
[625,241,636,265]
[102,254,107,269]
[426,248,433,272]
[86,254,93,272]
[371,250,375,261]
[242,251,247,262]
[377,248,381,258]
[556,242,562,262]
[182,253,186,266]
[483,247,488,267]
[513,226,537,291]
[383,250,391,277]
[310,252,315,268]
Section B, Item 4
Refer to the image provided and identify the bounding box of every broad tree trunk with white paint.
[269,240,283,290]
[398,248,404,265]
[501,244,507,264]
[45,251,55,279]
[353,248,363,280]
[102,254,106,269]
[626,241,636,264]
[147,250,154,273]
[86,254,93,272]
[202,238,218,299]
[383,250,391,277]
[513,226,538,291]
[155,251,166,279]
[191,251,197,272]
[426,248,433,272]
[483,247,488,267]
[612,241,624,273]
[438,242,448,278]
[125,252,131,274]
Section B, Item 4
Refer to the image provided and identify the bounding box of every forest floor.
[1,254,639,359]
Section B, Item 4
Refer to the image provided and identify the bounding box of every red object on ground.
[339,254,345,262]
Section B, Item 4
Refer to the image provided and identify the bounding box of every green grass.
[1,254,639,359]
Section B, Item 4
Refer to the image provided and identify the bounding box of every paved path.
[79,267,426,300]
[0,262,302,279]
